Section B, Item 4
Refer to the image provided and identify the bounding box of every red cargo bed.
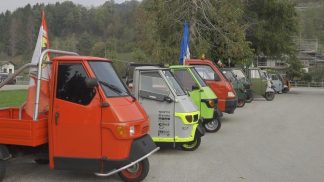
[0,107,48,147]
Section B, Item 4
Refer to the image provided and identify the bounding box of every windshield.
[232,69,246,81]
[173,69,199,92]
[89,61,129,97]
[190,68,207,87]
[222,70,236,82]
[162,70,186,96]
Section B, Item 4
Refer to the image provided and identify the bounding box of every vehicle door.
[51,62,101,170]
[249,69,263,95]
[137,71,175,141]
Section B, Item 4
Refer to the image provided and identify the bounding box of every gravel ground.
[3,87,324,182]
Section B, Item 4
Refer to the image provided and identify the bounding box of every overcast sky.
[0,0,129,13]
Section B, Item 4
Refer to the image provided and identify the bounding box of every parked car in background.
[186,59,238,114]
[231,68,253,103]
[270,73,283,93]
[248,68,275,101]
[0,73,16,85]
[280,74,290,93]
[221,68,247,108]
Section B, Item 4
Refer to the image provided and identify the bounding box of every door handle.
[55,112,60,125]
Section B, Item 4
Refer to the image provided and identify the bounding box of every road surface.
[3,87,324,182]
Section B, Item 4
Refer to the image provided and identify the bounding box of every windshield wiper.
[99,80,136,102]
[99,80,124,94]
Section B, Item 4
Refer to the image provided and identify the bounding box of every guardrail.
[290,81,324,88]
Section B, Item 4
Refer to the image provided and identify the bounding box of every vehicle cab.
[248,68,275,101]
[270,73,283,93]
[231,68,253,103]
[131,66,204,151]
[169,65,221,133]
[221,68,247,108]
[185,59,237,114]
[0,52,159,182]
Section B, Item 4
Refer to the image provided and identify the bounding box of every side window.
[194,65,220,81]
[56,63,96,105]
[173,69,198,91]
[140,71,169,96]
[250,70,260,79]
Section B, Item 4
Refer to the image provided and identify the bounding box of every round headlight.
[208,100,215,108]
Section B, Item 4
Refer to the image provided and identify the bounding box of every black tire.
[245,93,254,103]
[237,99,245,108]
[0,160,6,182]
[181,137,201,151]
[282,88,288,93]
[265,92,275,101]
[34,159,49,165]
[118,158,149,182]
[203,118,221,133]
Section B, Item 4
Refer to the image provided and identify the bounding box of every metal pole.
[33,49,78,121]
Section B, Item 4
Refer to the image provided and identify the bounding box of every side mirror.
[192,85,200,90]
[164,96,173,103]
[85,78,98,89]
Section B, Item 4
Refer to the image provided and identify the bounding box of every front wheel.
[203,118,221,133]
[237,99,245,108]
[282,88,289,93]
[181,137,201,151]
[0,160,6,182]
[119,158,149,182]
[245,92,254,103]
[265,92,275,101]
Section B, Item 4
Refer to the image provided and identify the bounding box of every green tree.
[76,32,93,55]
[244,0,299,57]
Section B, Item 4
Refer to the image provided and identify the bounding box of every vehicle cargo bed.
[0,108,48,147]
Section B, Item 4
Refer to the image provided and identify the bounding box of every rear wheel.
[119,158,149,182]
[203,118,221,133]
[265,92,275,101]
[0,160,6,182]
[245,92,254,103]
[181,137,201,151]
[282,88,288,93]
[237,99,245,108]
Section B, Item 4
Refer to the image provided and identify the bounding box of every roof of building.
[0,61,16,66]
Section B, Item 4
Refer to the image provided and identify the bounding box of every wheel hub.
[206,120,218,130]
[126,163,140,173]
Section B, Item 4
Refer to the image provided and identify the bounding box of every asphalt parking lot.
[3,87,324,182]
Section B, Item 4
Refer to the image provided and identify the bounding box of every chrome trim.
[94,147,160,177]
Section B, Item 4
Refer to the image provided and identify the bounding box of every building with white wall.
[0,61,15,74]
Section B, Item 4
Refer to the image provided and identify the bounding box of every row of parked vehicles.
[0,50,290,182]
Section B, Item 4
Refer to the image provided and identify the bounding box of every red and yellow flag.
[24,10,50,119]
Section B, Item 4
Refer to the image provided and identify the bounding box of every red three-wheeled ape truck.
[0,49,159,182]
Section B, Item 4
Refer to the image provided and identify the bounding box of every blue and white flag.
[179,21,190,65]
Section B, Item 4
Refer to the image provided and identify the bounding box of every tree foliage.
[0,0,300,73]
[244,0,299,58]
